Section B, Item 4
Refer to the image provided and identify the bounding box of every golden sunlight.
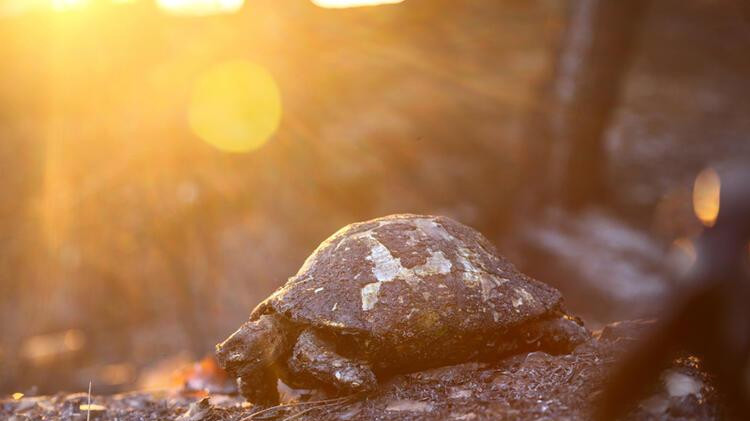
[693,167,721,227]
[312,0,404,9]
[40,139,71,251]
[157,0,244,15]
[51,0,89,11]
[188,60,282,153]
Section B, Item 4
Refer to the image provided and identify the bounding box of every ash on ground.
[1,321,721,421]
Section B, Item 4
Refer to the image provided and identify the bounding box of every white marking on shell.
[458,247,481,273]
[457,246,494,284]
[368,240,403,282]
[413,218,454,241]
[361,283,382,311]
[404,229,421,247]
[479,276,507,301]
[358,228,452,310]
[512,287,536,308]
[314,287,324,293]
[331,302,338,311]
[416,251,453,276]
[404,277,420,288]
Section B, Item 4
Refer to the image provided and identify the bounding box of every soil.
[1,321,721,421]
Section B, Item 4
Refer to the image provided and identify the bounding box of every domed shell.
[252,214,562,339]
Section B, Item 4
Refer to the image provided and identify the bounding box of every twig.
[87,381,92,421]
[240,395,354,421]
[280,400,350,421]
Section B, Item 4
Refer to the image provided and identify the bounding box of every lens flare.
[692,168,721,227]
[157,0,244,15]
[20,329,86,366]
[188,60,282,153]
[311,0,404,9]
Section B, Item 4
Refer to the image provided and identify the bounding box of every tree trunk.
[521,0,651,212]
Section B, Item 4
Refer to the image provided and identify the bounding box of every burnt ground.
[1,321,721,421]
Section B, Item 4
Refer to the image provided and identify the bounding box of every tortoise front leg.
[238,368,279,406]
[287,329,377,394]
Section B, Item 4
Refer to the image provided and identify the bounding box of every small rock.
[13,399,37,412]
[524,351,551,365]
[448,388,473,399]
[207,395,234,407]
[337,402,362,420]
[385,399,434,412]
[415,362,487,383]
[178,397,212,421]
[664,370,703,398]
[79,403,107,419]
[491,372,512,391]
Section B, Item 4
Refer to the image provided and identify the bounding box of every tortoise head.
[215,314,290,378]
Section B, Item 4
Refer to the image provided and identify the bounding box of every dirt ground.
[1,320,721,421]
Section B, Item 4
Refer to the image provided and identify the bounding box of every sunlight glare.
[51,0,89,11]
[692,168,721,227]
[188,60,282,153]
[312,0,404,8]
[157,0,244,15]
[0,0,34,17]
[40,139,72,251]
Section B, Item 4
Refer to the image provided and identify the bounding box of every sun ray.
[311,0,404,9]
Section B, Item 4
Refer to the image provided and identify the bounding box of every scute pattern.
[251,214,562,343]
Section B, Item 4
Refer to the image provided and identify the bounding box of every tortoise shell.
[251,214,562,344]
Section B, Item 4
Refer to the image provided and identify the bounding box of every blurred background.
[0,0,748,397]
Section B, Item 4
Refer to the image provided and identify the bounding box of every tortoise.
[215,214,589,405]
